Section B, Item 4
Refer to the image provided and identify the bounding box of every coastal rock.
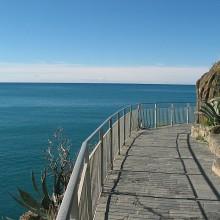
[19,211,39,220]
[196,61,220,123]
[191,124,211,141]
[191,124,220,177]
[212,158,220,177]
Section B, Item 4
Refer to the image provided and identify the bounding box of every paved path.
[94,125,220,220]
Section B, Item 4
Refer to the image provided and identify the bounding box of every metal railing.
[139,102,196,128]
[56,102,195,220]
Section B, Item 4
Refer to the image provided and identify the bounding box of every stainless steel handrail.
[56,102,196,220]
[56,104,133,219]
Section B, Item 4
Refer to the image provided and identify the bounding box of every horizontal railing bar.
[140,101,195,104]
[103,128,111,139]
[89,120,123,160]
[82,105,131,145]
[56,140,87,219]
[77,162,88,203]
[89,140,101,160]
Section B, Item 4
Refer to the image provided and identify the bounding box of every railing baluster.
[129,105,132,136]
[85,149,93,220]
[138,104,141,129]
[117,112,120,155]
[123,108,126,145]
[70,188,79,220]
[186,103,189,124]
[109,118,113,170]
[171,104,174,126]
[99,128,104,188]
[154,104,157,128]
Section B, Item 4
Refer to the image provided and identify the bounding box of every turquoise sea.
[0,83,196,218]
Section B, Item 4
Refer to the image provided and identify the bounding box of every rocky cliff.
[196,61,220,123]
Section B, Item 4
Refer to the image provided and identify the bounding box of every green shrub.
[200,98,220,126]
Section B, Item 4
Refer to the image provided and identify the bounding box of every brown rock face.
[196,61,220,123]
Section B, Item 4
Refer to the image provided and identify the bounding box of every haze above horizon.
[0,0,219,84]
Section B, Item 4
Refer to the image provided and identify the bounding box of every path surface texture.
[94,125,220,220]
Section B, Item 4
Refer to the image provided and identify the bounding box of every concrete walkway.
[94,125,220,220]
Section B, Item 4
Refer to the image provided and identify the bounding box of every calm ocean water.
[0,83,196,218]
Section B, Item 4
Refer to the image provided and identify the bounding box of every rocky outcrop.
[194,61,220,177]
[196,61,220,123]
[212,159,220,177]
[191,124,212,141]
[191,124,220,177]
[208,134,220,177]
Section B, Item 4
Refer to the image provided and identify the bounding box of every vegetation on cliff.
[196,61,220,125]
[11,128,74,220]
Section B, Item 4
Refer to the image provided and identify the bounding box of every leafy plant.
[200,100,220,126]
[210,97,220,115]
[12,128,74,220]
[11,170,56,219]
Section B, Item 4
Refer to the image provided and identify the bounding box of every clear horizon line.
[0,81,196,86]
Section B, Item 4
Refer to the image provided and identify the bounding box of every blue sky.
[0,0,219,83]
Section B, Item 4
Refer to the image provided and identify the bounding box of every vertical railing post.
[85,149,93,220]
[186,103,189,124]
[137,104,141,129]
[171,104,174,126]
[129,105,132,136]
[109,118,113,170]
[123,108,126,145]
[70,190,79,220]
[117,112,120,155]
[154,104,157,128]
[99,128,104,188]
